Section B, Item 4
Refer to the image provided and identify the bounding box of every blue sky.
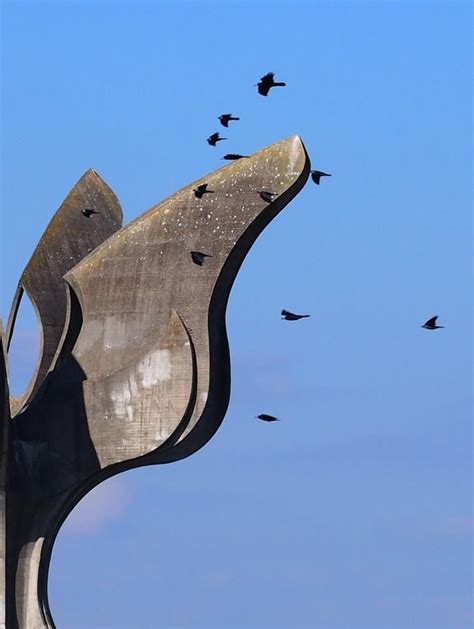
[1,1,472,627]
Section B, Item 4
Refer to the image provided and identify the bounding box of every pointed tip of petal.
[288,134,306,152]
[82,168,102,181]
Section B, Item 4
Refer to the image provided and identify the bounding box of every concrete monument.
[0,136,310,627]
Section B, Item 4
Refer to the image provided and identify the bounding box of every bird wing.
[258,414,277,421]
[425,316,438,326]
[260,72,274,82]
[257,84,270,96]
[197,184,208,192]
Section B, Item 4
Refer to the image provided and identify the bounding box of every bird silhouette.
[193,183,214,199]
[258,190,277,203]
[422,316,444,330]
[281,309,310,321]
[81,208,100,218]
[310,170,332,185]
[221,153,249,160]
[191,251,212,266]
[219,113,240,128]
[256,413,279,422]
[207,132,226,146]
[256,72,286,96]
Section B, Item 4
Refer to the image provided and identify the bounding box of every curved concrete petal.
[66,135,309,460]
[82,310,196,467]
[6,170,123,416]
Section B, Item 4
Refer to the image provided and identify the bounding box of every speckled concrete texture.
[1,135,310,628]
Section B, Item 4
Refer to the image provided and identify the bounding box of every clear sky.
[1,1,472,627]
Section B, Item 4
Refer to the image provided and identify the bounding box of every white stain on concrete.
[137,349,171,388]
[287,136,300,176]
[109,350,171,421]
[110,376,138,422]
[154,427,169,442]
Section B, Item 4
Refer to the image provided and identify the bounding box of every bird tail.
[274,82,286,87]
[231,117,240,120]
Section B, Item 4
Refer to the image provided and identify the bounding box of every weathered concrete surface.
[66,135,310,466]
[2,135,310,627]
[6,170,123,417]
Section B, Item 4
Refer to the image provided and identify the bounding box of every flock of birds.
[81,71,444,424]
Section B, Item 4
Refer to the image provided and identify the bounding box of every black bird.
[422,316,444,330]
[191,251,212,266]
[207,132,226,146]
[256,72,286,96]
[310,170,332,185]
[256,413,279,422]
[193,183,214,199]
[281,309,310,321]
[219,113,240,128]
[81,208,100,218]
[222,153,249,160]
[258,190,277,203]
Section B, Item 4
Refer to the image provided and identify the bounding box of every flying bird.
[81,208,100,218]
[219,113,240,128]
[258,190,277,203]
[256,413,279,422]
[191,251,212,266]
[422,316,444,330]
[310,170,332,185]
[193,183,214,199]
[207,132,226,146]
[281,309,310,321]
[256,72,286,96]
[222,153,249,160]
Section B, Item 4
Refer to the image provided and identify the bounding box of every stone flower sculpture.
[0,136,310,628]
